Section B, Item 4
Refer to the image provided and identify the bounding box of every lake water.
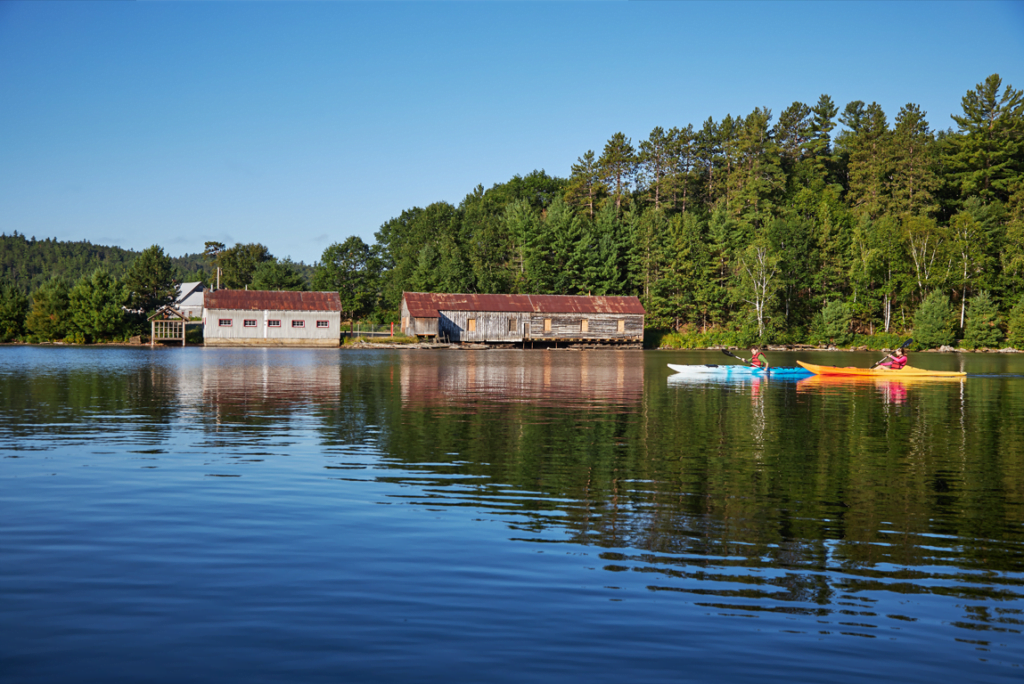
[1,346,1022,683]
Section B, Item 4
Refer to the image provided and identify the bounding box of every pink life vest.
[890,353,907,370]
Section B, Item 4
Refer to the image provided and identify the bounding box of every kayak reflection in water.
[878,348,908,370]
[745,347,769,370]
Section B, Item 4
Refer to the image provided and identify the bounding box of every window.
[467,318,476,332]
[218,319,232,327]
[508,318,517,333]
[316,320,329,328]
[243,319,257,328]
[544,319,552,332]
[617,319,625,333]
[581,319,588,333]
[292,320,305,328]
[268,320,281,328]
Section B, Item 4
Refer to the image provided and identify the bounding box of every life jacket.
[750,350,765,368]
[890,354,907,370]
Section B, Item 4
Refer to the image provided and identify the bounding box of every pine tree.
[945,74,1024,204]
[565,151,606,220]
[802,94,839,183]
[843,102,891,218]
[890,103,939,217]
[728,107,785,229]
[961,291,1003,349]
[638,126,675,210]
[913,290,954,348]
[598,132,636,213]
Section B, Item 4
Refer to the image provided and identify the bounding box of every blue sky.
[1,1,1022,265]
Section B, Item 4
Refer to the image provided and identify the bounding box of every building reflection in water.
[400,350,644,410]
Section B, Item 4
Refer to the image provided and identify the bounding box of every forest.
[1,73,1023,349]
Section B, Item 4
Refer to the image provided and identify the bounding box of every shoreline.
[2,340,1020,354]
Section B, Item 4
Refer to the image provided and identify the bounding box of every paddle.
[871,338,913,368]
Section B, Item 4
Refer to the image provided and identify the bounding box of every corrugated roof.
[205,290,342,312]
[403,292,645,318]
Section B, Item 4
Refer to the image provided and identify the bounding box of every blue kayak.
[668,364,813,377]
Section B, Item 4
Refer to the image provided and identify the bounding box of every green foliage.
[1007,297,1024,349]
[810,300,853,345]
[945,74,1024,205]
[217,243,273,289]
[313,237,379,319]
[6,73,1024,348]
[68,268,128,342]
[251,258,308,291]
[913,290,955,349]
[0,276,28,341]
[25,276,71,341]
[122,245,177,315]
[961,291,1003,349]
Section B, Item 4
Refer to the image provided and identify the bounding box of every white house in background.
[203,290,342,347]
[176,282,205,319]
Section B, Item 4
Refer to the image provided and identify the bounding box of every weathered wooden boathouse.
[203,290,342,347]
[400,292,645,345]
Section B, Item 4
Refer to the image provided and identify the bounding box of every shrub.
[913,291,955,349]
[961,291,1003,349]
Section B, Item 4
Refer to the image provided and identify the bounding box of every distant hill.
[0,232,208,294]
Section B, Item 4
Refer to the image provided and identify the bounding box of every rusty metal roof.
[403,292,645,318]
[205,290,342,312]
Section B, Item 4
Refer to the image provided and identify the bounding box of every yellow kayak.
[796,361,966,378]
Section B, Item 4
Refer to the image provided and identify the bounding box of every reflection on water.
[1,347,1022,683]
[401,350,644,408]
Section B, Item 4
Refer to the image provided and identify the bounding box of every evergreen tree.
[0,276,28,341]
[598,132,636,212]
[774,101,811,166]
[843,102,891,217]
[122,245,177,315]
[25,276,71,341]
[565,151,606,220]
[890,103,939,217]
[638,126,675,210]
[802,94,839,183]
[913,290,955,348]
[945,74,1024,204]
[1001,182,1024,296]
[544,196,586,295]
[812,299,853,346]
[68,268,128,342]
[667,124,696,213]
[729,107,785,229]
[1007,296,1024,349]
[961,291,1003,349]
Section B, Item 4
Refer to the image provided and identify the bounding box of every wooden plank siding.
[438,310,642,343]
[400,292,645,344]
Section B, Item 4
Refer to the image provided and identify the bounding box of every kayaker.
[879,349,908,370]
[745,347,769,370]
